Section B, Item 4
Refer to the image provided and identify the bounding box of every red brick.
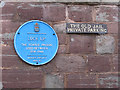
[87,55,111,72]
[98,74,119,88]
[69,35,95,54]
[66,73,97,88]
[43,4,66,22]
[58,45,67,54]
[68,5,93,22]
[55,54,86,73]
[58,34,67,45]
[95,5,118,22]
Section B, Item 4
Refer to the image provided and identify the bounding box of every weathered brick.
[43,4,66,22]
[92,22,118,34]
[0,1,5,20]
[2,3,66,22]
[112,55,118,72]
[2,40,16,55]
[2,2,17,20]
[68,5,93,22]
[58,45,67,54]
[95,5,118,22]
[69,35,95,54]
[107,23,118,33]
[0,1,5,8]
[0,82,2,90]
[16,3,43,21]
[55,54,86,73]
[96,35,115,54]
[87,55,111,72]
[53,23,66,33]
[57,34,67,45]
[1,33,15,40]
[98,74,119,88]
[40,59,56,74]
[66,73,97,88]
[2,20,22,33]
[45,74,64,88]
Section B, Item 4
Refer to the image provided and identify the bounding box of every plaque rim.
[14,20,59,66]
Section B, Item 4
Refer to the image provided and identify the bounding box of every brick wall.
[0,1,119,89]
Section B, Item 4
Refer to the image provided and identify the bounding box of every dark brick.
[95,5,118,22]
[69,35,95,54]
[2,68,42,74]
[2,73,43,83]
[43,4,66,22]
[2,56,32,68]
[58,45,67,54]
[98,74,119,88]
[87,55,111,72]
[2,72,43,88]
[66,73,97,88]
[55,54,86,73]
[58,34,67,45]
[68,5,93,22]
[2,55,56,74]
[2,88,43,90]
[3,82,43,88]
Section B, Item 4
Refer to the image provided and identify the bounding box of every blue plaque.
[14,20,59,65]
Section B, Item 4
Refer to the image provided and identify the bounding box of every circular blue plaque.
[14,20,58,65]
